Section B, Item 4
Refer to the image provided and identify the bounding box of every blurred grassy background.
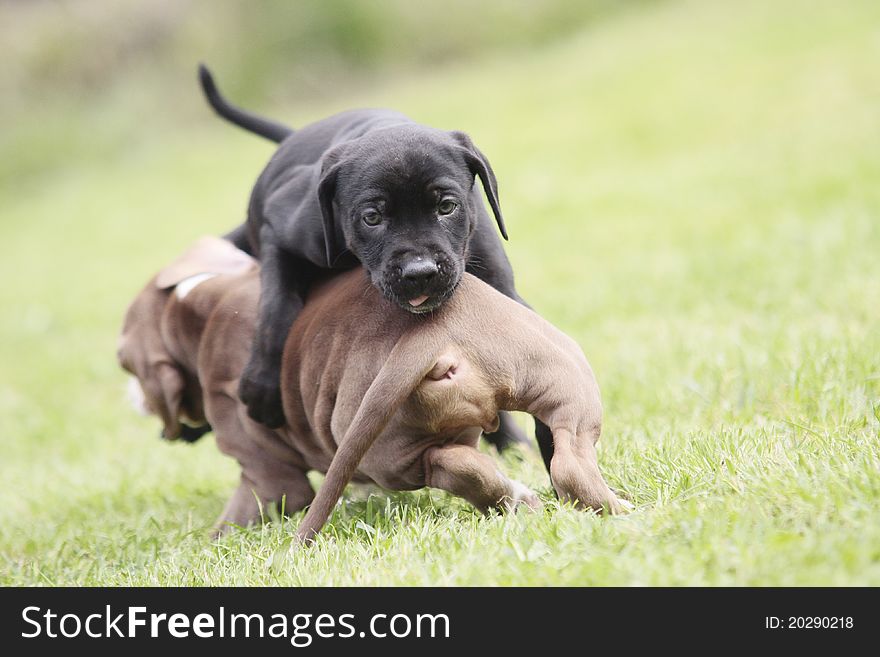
[1,0,879,585]
[0,0,629,184]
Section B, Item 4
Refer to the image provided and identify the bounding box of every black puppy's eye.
[362,209,382,226]
[438,200,458,216]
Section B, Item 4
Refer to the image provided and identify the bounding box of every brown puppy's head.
[117,237,256,440]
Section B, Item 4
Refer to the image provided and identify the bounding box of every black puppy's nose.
[401,259,439,285]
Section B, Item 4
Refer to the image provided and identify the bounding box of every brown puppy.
[119,237,623,540]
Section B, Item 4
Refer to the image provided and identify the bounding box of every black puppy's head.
[318,126,506,313]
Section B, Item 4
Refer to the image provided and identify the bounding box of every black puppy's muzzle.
[382,254,461,313]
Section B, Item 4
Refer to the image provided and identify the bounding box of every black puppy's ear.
[317,146,347,268]
[317,166,339,268]
[450,131,508,240]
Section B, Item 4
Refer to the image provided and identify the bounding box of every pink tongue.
[408,295,430,307]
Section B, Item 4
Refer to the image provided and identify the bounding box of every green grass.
[2,0,879,586]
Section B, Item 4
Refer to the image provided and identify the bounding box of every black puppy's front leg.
[485,412,529,451]
[239,239,308,428]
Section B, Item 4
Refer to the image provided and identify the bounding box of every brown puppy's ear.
[155,236,256,289]
[152,363,185,440]
[450,131,508,241]
[318,143,350,268]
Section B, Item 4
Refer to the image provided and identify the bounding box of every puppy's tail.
[198,63,293,144]
[295,330,441,543]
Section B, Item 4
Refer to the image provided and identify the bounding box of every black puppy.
[200,66,556,466]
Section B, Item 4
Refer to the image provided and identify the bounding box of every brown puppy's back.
[284,269,600,444]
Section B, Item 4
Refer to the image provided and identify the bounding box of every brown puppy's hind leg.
[423,445,542,513]
[213,477,263,538]
[208,392,315,538]
[549,428,622,514]
[293,334,443,544]
[213,467,314,539]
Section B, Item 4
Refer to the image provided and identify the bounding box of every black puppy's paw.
[239,370,286,428]
[482,411,530,453]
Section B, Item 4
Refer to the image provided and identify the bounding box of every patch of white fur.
[175,273,217,300]
[126,376,149,416]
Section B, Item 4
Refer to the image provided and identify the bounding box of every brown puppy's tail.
[294,331,440,543]
[198,64,293,144]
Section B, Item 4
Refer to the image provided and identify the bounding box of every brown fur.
[119,237,622,541]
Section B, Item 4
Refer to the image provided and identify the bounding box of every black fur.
[176,423,213,443]
[198,64,293,144]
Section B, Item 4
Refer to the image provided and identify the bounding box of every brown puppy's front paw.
[556,488,626,515]
[211,522,232,540]
[500,479,543,513]
[238,369,286,428]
